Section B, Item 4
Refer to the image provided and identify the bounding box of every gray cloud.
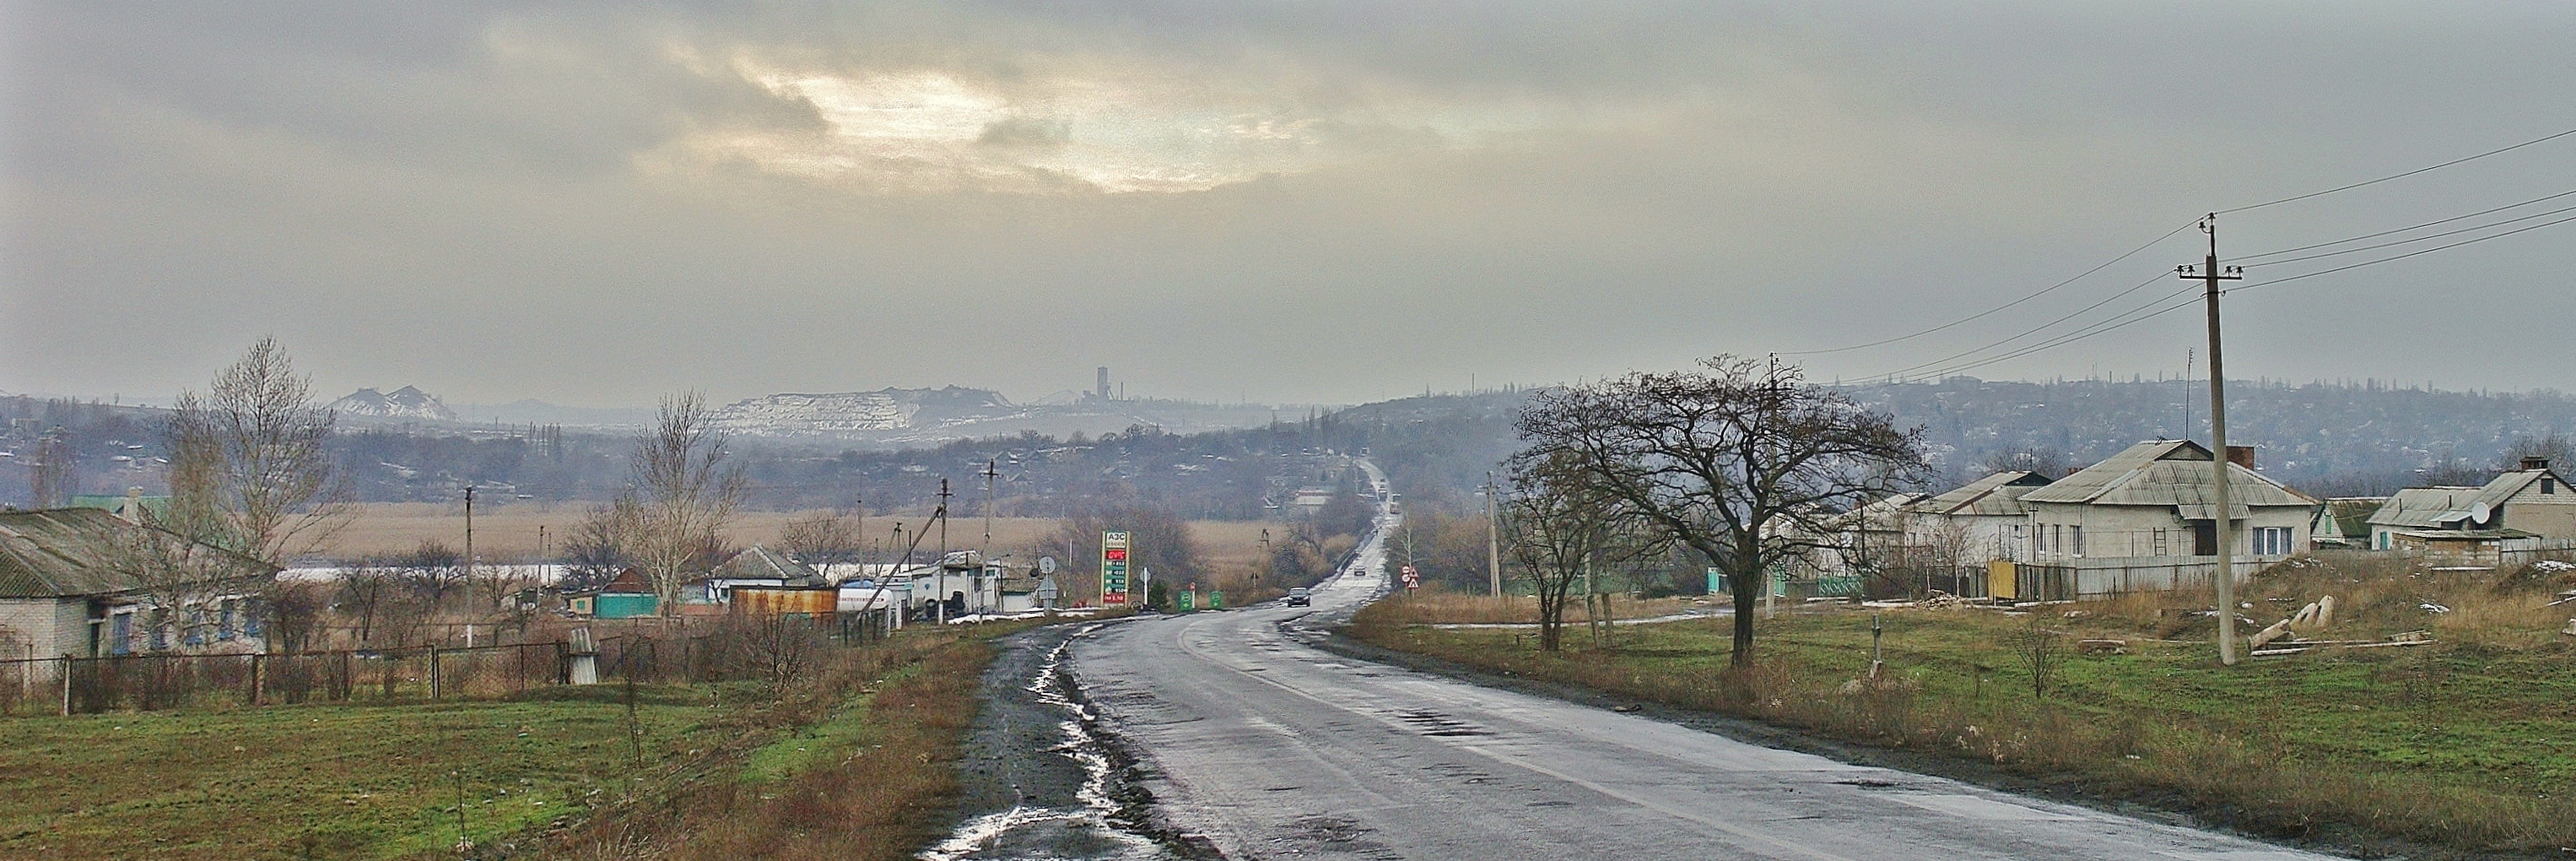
[4,1,2572,408]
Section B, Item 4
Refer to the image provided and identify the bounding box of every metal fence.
[0,642,570,716]
[0,613,895,717]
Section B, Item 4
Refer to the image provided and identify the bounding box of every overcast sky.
[4,2,2571,408]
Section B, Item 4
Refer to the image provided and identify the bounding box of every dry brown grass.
[1354,584,1704,625]
[1352,553,2576,855]
[537,625,1018,861]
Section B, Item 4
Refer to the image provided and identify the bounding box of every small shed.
[570,568,659,619]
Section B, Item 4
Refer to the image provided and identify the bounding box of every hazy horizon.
[8,3,2573,405]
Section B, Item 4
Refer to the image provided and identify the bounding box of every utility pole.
[981,459,997,554]
[2179,213,2244,666]
[1485,471,1501,598]
[462,485,476,603]
[1258,528,1272,587]
[936,479,953,561]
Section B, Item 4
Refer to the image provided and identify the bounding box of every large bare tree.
[616,393,748,615]
[1501,448,1664,652]
[159,337,353,565]
[778,509,862,571]
[1515,355,1926,669]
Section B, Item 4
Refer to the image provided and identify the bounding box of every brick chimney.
[2227,446,2255,469]
[2522,456,2550,472]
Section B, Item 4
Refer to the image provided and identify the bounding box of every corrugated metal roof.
[713,545,826,587]
[1909,470,2052,517]
[2366,469,2566,529]
[2368,487,2486,528]
[0,508,278,598]
[2021,440,2315,509]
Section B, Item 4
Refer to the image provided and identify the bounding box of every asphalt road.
[1061,480,2340,860]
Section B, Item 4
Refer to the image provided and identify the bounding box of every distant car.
[1286,588,1311,607]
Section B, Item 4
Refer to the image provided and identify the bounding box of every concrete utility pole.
[2179,214,2244,665]
[1485,472,1502,598]
[462,485,476,597]
[981,459,998,553]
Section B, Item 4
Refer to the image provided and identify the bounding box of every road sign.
[1039,555,1058,575]
[1401,564,1420,589]
[1208,590,1223,609]
[1101,531,1130,605]
[1178,590,1195,612]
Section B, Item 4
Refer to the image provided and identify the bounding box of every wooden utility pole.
[2179,214,2244,665]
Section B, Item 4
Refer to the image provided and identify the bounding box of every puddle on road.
[923,626,1181,861]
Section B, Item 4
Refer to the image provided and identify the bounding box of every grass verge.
[1348,555,2576,858]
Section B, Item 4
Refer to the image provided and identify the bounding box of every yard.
[0,686,726,859]
[1349,555,2576,857]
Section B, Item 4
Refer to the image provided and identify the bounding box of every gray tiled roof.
[713,545,827,587]
[2367,469,2565,529]
[2020,440,2316,509]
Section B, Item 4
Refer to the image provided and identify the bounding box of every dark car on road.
[1285,588,1311,606]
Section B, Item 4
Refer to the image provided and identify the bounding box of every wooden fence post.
[249,653,263,707]
[429,645,441,701]
[60,658,73,717]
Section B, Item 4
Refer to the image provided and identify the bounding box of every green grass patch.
[0,686,735,860]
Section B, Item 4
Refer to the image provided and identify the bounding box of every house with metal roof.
[0,508,279,658]
[1903,470,2055,563]
[2365,458,2575,557]
[2311,497,2387,549]
[2011,440,2319,598]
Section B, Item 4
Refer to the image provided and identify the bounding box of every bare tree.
[618,393,748,616]
[395,539,470,620]
[778,510,861,570]
[1502,448,1664,652]
[1515,356,1926,669]
[2499,433,2573,472]
[559,502,635,593]
[103,517,274,651]
[336,560,398,644]
[1981,448,2071,480]
[28,430,75,507]
[159,337,354,566]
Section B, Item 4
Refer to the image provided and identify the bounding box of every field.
[1349,555,2576,857]
[0,621,1048,860]
[0,687,725,859]
[332,503,1277,571]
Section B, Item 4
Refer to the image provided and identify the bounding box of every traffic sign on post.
[1101,531,1131,605]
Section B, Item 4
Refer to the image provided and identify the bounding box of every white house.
[1903,469,2055,564]
[2366,458,2576,555]
[0,508,278,658]
[2012,441,2318,598]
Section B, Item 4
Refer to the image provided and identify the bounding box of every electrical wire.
[1867,272,2177,381]
[1779,221,2195,356]
[2229,186,2576,263]
[2217,124,2576,214]
[2239,201,2576,268]
[2229,208,2576,295]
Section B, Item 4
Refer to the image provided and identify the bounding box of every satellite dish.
[1038,555,1059,575]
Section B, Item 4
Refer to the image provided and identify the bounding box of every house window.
[110,612,133,657]
[2070,526,2084,556]
[2051,524,2064,556]
[217,598,237,642]
[2250,527,2292,556]
[2153,529,2169,555]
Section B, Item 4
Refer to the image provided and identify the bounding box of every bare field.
[329,503,1276,567]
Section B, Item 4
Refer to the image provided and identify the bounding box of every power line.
[1874,287,2200,384]
[1780,221,2195,356]
[2230,208,2576,295]
[2217,123,2576,214]
[1866,272,2177,381]
[2238,201,2576,268]
[2230,185,2576,263]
